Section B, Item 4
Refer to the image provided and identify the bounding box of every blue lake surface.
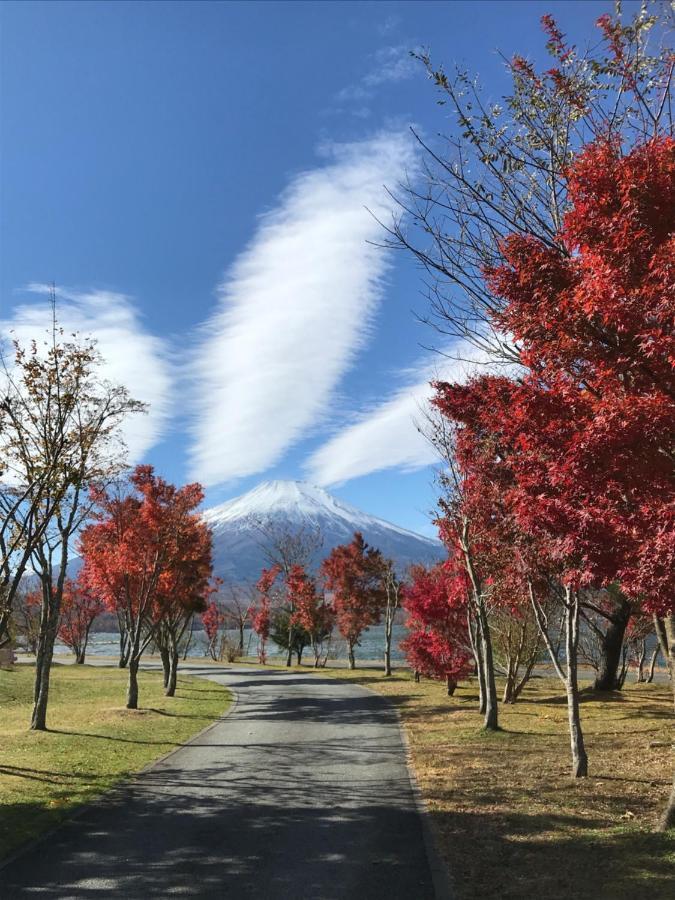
[56,624,409,663]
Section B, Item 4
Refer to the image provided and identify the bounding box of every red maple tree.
[432,135,675,786]
[58,576,105,664]
[202,600,225,661]
[401,563,473,695]
[287,564,334,668]
[80,465,212,708]
[251,565,281,665]
[321,532,386,670]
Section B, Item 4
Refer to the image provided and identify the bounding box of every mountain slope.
[203,480,444,582]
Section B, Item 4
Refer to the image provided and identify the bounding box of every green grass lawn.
[316,666,674,900]
[0,663,231,861]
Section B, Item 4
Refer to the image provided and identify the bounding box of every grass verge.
[0,663,231,861]
[318,667,674,900]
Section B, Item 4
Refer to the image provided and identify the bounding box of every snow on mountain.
[202,480,444,583]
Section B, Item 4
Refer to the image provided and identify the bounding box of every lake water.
[55,624,409,663]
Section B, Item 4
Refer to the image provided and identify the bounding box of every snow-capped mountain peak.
[202,480,443,582]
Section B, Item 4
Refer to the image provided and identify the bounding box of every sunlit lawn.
[318,666,674,900]
[0,663,231,860]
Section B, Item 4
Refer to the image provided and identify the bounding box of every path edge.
[334,676,455,900]
[0,674,239,875]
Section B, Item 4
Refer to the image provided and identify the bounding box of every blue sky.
[1,0,625,536]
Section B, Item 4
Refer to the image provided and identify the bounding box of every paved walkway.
[1,666,437,899]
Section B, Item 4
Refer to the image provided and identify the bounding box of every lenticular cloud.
[306,344,494,486]
[189,131,415,487]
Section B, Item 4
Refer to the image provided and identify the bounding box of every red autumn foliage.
[401,563,473,690]
[80,465,213,705]
[58,576,105,664]
[252,565,281,664]
[202,600,225,661]
[321,532,386,667]
[435,137,674,613]
[287,564,334,666]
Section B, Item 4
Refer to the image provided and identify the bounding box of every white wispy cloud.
[336,45,418,105]
[0,286,172,462]
[188,131,416,487]
[306,343,494,486]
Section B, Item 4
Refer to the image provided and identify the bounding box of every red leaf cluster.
[400,563,473,683]
[434,137,675,613]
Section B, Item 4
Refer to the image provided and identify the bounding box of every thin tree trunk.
[461,528,496,728]
[384,607,393,676]
[502,667,515,704]
[127,656,140,709]
[635,640,647,682]
[477,602,499,730]
[654,615,671,678]
[467,609,486,713]
[565,589,588,778]
[348,641,356,670]
[646,645,660,683]
[530,581,588,778]
[182,615,195,660]
[31,585,59,731]
[446,675,457,696]
[78,622,93,665]
[31,621,57,730]
[118,629,130,668]
[165,646,178,697]
[656,612,674,831]
[159,643,171,688]
[512,650,539,702]
[382,570,398,677]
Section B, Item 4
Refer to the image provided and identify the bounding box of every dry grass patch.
[319,667,673,900]
[0,664,231,860]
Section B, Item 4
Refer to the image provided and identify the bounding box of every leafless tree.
[250,517,323,666]
[0,295,143,729]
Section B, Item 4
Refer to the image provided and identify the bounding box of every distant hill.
[202,480,444,583]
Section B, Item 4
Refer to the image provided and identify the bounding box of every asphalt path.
[1,666,438,899]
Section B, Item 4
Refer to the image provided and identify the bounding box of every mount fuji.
[202,480,444,583]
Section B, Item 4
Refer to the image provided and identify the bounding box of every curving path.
[1,666,438,899]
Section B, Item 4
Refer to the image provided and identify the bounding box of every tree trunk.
[127,656,140,709]
[238,621,245,654]
[76,650,85,664]
[296,646,303,666]
[654,615,671,679]
[565,589,588,778]
[656,612,674,831]
[476,650,486,714]
[384,605,394,676]
[635,640,647,682]
[502,665,516,704]
[384,623,392,676]
[477,603,499,730]
[118,630,130,668]
[31,621,57,731]
[593,597,631,691]
[446,675,457,696]
[159,644,171,688]
[646,645,660,683]
[348,642,356,670]
[31,588,59,731]
[286,644,293,667]
[165,647,178,697]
